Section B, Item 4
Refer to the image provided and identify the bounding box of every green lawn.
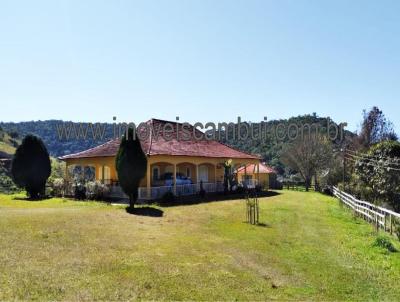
[1,191,399,301]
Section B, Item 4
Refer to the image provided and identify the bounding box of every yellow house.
[236,162,277,189]
[60,119,262,200]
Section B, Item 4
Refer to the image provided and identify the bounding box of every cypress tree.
[11,135,51,199]
[115,128,147,208]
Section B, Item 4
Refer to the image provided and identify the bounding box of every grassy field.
[1,191,400,301]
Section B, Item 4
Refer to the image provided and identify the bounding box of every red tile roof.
[60,119,260,160]
[237,163,276,174]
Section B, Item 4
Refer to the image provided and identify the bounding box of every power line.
[346,152,400,167]
[347,149,400,164]
[347,149,400,162]
[345,152,400,167]
[346,151,400,168]
[345,154,400,172]
[345,156,400,172]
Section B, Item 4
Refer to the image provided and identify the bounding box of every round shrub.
[73,182,86,200]
[373,235,397,253]
[51,178,65,197]
[11,135,51,199]
[86,181,110,200]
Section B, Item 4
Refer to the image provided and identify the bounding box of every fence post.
[256,197,259,224]
[253,204,255,224]
[390,214,393,235]
[246,197,250,223]
[384,214,387,232]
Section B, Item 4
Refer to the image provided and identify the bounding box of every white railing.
[332,186,400,234]
[176,184,198,196]
[199,182,225,193]
[64,181,225,201]
[137,182,224,200]
[202,182,215,192]
[240,179,259,188]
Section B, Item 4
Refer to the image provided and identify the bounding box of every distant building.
[237,162,277,189]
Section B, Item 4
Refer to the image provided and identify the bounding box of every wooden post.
[253,204,255,224]
[256,196,259,224]
[256,163,260,187]
[390,214,393,235]
[246,198,249,222]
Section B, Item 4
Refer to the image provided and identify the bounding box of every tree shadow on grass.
[125,206,164,217]
[242,221,271,228]
[12,196,52,202]
[256,222,271,228]
[159,190,282,207]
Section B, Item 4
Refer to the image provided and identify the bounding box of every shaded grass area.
[0,191,399,300]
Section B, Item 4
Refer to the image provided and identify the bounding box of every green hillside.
[0,120,112,157]
[217,114,355,173]
[0,127,19,158]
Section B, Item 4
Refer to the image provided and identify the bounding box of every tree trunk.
[305,177,311,192]
[129,194,134,208]
[314,173,319,192]
[41,185,46,199]
[28,188,39,200]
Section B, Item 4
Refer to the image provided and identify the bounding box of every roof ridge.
[148,118,205,141]
[218,140,262,159]
[147,119,154,155]
[237,162,276,173]
[58,138,119,160]
[60,119,261,160]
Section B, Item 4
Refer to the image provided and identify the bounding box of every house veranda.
[60,119,263,200]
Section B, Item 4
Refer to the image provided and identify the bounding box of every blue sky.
[0,0,399,133]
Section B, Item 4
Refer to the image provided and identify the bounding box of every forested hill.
[0,115,354,171]
[216,114,354,173]
[0,120,113,157]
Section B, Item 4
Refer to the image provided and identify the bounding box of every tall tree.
[281,134,333,191]
[354,140,400,210]
[358,106,398,148]
[115,128,147,208]
[11,135,51,199]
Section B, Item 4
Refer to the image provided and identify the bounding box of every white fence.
[332,186,400,234]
